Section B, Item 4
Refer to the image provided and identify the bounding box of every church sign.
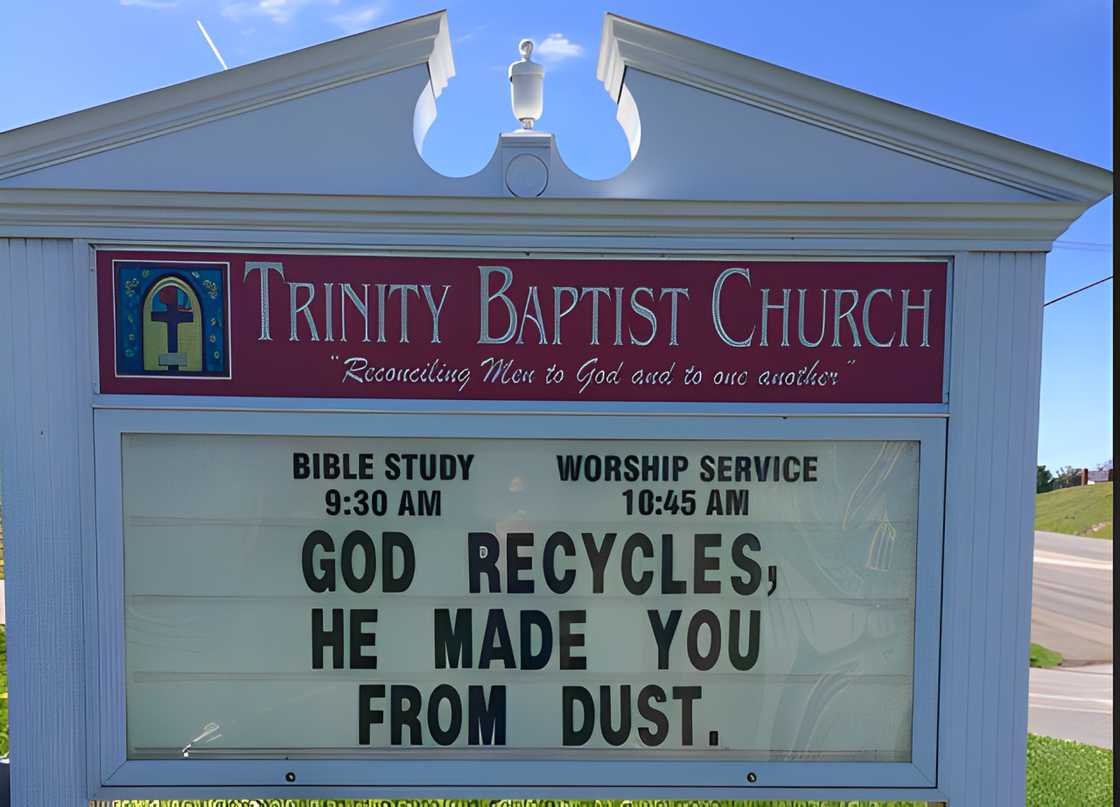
[0,8,1111,807]
[91,246,948,790]
[100,251,947,402]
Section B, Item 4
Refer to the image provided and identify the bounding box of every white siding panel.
[940,251,1045,805]
[0,237,93,805]
[1005,252,1046,804]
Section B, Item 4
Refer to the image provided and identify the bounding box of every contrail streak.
[196,19,228,71]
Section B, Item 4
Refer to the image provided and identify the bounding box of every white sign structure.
[0,9,1112,806]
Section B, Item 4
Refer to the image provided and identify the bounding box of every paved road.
[1029,663,1112,748]
[1031,530,1112,664]
[1027,531,1112,747]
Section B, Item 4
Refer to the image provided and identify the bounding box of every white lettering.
[711,267,755,348]
[243,261,285,341]
[479,266,517,344]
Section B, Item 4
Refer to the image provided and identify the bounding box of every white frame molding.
[91,408,946,800]
[0,189,1089,250]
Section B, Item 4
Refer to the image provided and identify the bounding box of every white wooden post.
[940,252,1046,804]
[0,239,96,805]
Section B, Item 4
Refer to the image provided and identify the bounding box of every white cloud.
[330,4,382,33]
[534,33,583,62]
[222,0,339,25]
[120,0,179,8]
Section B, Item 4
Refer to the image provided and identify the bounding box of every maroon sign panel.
[98,251,948,403]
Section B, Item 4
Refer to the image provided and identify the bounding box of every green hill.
[1035,482,1113,538]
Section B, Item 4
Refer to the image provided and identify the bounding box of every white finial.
[508,38,544,130]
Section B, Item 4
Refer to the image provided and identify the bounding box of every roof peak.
[0,9,1109,209]
[596,12,1111,204]
[0,10,453,182]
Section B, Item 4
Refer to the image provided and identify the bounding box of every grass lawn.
[1026,734,1114,805]
[1030,641,1064,668]
[1035,482,1113,538]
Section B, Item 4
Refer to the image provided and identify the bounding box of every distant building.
[1087,461,1113,484]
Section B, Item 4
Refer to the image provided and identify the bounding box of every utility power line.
[1054,240,1112,248]
[1053,240,1113,252]
[1043,275,1113,307]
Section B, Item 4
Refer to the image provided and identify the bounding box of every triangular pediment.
[0,10,1110,206]
[0,11,460,196]
[594,14,1112,205]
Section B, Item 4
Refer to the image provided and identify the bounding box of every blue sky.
[1,1,1112,470]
